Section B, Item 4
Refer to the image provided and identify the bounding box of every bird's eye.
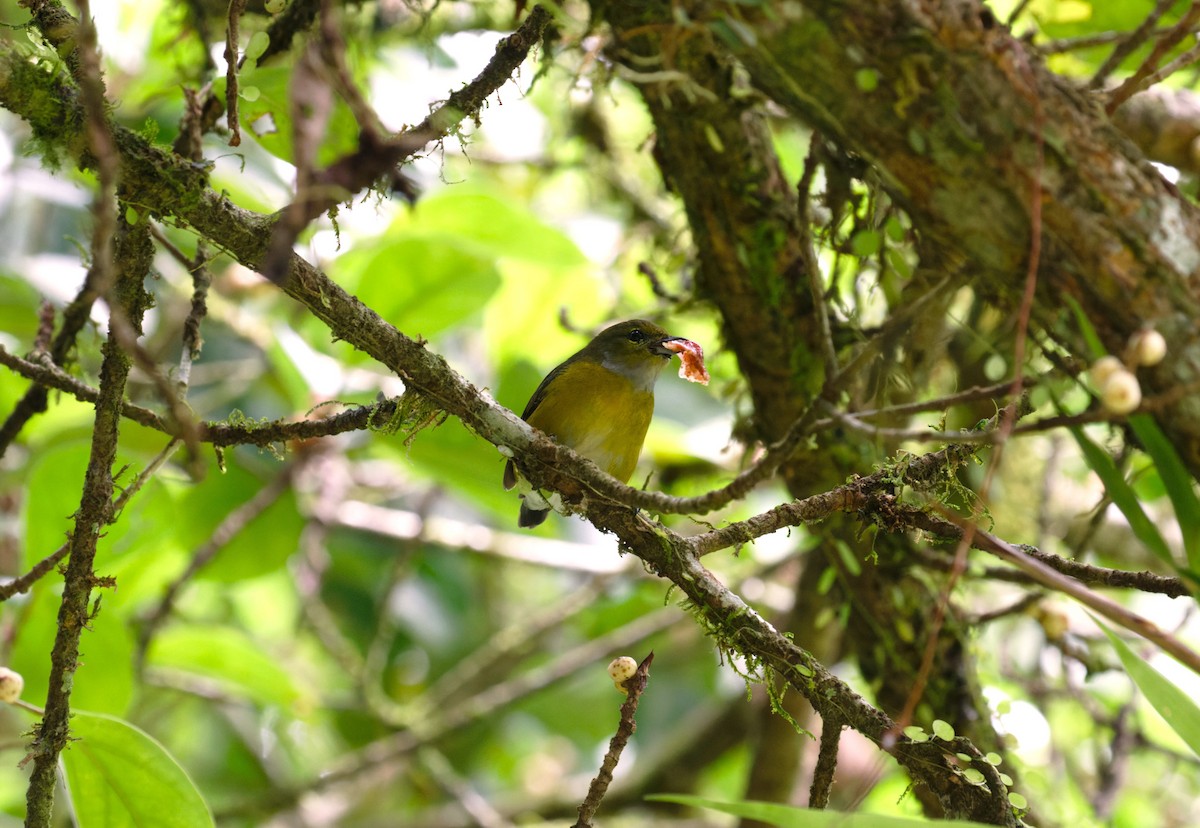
[627,329,646,343]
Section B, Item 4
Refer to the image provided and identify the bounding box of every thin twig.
[1107,2,1200,113]
[24,224,149,814]
[1093,703,1136,820]
[1124,38,1200,95]
[105,306,205,476]
[636,262,682,303]
[979,529,1200,672]
[905,507,1189,597]
[317,0,384,141]
[1089,0,1178,89]
[0,282,104,457]
[973,592,1046,625]
[136,461,301,666]
[260,4,553,283]
[421,578,614,708]
[811,379,1035,424]
[798,135,838,378]
[215,613,679,819]
[225,0,247,146]
[688,400,1025,557]
[418,748,514,828]
[178,241,212,393]
[0,346,420,447]
[164,100,213,398]
[294,522,366,681]
[820,403,1005,444]
[1043,26,1193,56]
[809,713,842,809]
[0,438,181,603]
[1006,0,1034,27]
[572,652,654,828]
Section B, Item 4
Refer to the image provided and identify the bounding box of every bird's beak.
[650,336,685,359]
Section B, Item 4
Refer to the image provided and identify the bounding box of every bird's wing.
[519,356,576,420]
[504,356,577,490]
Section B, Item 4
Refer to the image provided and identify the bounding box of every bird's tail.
[518,500,549,528]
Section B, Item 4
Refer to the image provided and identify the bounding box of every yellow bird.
[503,319,685,528]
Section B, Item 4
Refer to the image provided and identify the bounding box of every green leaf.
[1127,413,1200,572]
[1099,620,1200,756]
[906,126,926,154]
[61,711,213,828]
[21,437,91,571]
[885,247,913,279]
[409,191,589,267]
[11,589,135,717]
[145,625,303,711]
[204,486,304,583]
[244,31,270,62]
[931,719,955,740]
[855,68,879,92]
[0,272,43,345]
[398,417,514,518]
[1064,295,1105,360]
[850,229,881,258]
[646,794,1003,827]
[834,541,862,577]
[166,463,304,584]
[1069,426,1174,567]
[214,66,359,166]
[340,234,501,340]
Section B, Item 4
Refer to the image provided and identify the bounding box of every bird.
[503,319,685,528]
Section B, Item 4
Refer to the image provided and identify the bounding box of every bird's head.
[580,319,683,390]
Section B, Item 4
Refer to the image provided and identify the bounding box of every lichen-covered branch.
[706,0,1200,473]
[0,344,417,448]
[24,218,154,827]
[7,7,1194,823]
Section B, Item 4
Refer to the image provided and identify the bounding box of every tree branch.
[710,0,1200,475]
[808,714,842,810]
[260,3,554,281]
[572,652,654,828]
[24,217,153,827]
[901,508,1200,671]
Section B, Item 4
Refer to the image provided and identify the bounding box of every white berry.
[1131,330,1167,367]
[1101,370,1142,415]
[0,668,24,703]
[1090,355,1124,389]
[607,656,637,693]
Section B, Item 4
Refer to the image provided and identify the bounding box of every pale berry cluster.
[1089,329,1167,415]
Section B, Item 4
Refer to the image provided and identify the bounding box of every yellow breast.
[526,361,654,483]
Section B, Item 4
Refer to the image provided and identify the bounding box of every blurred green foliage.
[0,0,1198,826]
